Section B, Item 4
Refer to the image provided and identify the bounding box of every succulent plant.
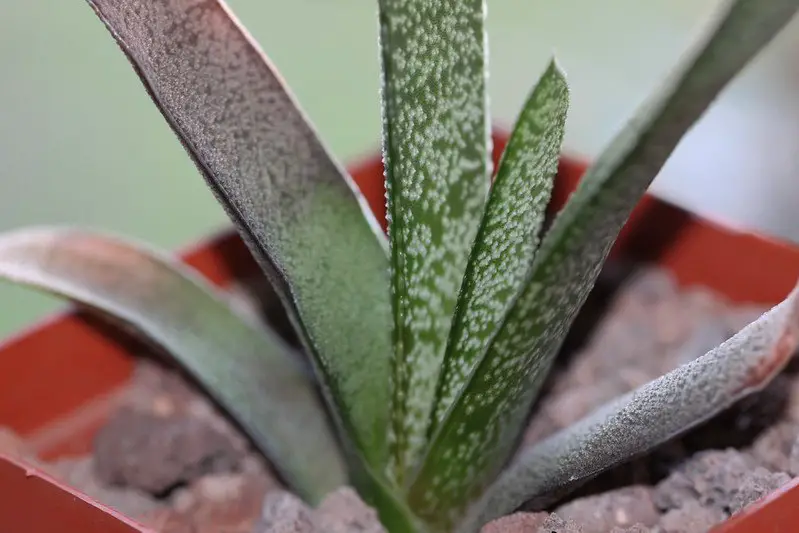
[2,0,799,532]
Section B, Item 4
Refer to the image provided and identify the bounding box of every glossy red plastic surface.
[0,454,155,532]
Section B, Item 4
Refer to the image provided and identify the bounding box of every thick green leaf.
[408,0,799,526]
[428,59,569,437]
[0,226,346,504]
[462,278,799,532]
[377,0,492,481]
[85,0,393,469]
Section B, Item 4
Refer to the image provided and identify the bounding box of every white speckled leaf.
[463,278,799,532]
[378,0,492,481]
[408,0,799,526]
[0,227,346,504]
[85,0,393,469]
[428,60,569,436]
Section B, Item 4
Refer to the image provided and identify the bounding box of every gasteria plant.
[2,0,799,532]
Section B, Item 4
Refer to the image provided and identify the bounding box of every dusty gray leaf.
[408,0,799,527]
[0,226,346,504]
[84,0,393,468]
[377,0,491,479]
[463,278,799,532]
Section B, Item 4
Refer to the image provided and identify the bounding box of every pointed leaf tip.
[426,60,569,441]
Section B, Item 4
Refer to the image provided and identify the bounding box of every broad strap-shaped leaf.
[378,0,492,481]
[85,0,393,468]
[428,60,569,436]
[0,226,346,504]
[461,278,799,532]
[408,0,799,526]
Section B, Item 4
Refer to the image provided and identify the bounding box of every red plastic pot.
[1,129,798,532]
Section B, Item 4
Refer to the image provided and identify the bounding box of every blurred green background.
[1,0,799,337]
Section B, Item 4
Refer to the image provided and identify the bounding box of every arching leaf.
[0,226,346,504]
[463,278,799,532]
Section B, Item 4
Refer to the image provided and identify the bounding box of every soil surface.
[3,265,799,532]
